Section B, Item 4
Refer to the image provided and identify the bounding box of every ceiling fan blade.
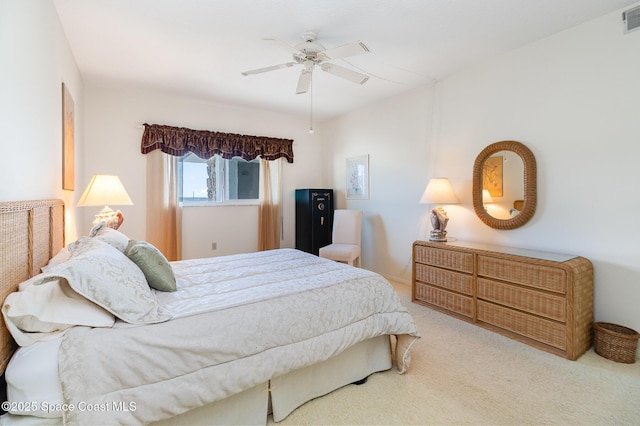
[320,63,369,85]
[241,62,296,76]
[319,41,369,60]
[262,38,302,56]
[296,70,312,94]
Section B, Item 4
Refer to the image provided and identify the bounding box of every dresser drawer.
[415,283,473,318]
[416,264,473,295]
[478,256,567,294]
[478,278,566,322]
[477,301,566,350]
[414,245,474,274]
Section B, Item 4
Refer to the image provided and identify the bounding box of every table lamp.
[420,177,459,242]
[77,174,133,229]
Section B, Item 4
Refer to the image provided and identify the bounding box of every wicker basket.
[593,322,640,363]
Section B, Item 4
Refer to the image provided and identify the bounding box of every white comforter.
[58,249,420,425]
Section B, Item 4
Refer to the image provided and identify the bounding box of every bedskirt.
[1,336,392,425]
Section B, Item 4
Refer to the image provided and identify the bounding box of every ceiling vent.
[623,5,640,34]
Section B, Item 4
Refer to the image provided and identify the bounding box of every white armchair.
[318,209,363,267]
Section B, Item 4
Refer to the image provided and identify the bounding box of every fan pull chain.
[309,73,314,134]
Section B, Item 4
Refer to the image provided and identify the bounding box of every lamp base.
[428,230,448,242]
[92,206,124,230]
[427,206,450,242]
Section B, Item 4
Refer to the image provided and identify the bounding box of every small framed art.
[346,154,369,200]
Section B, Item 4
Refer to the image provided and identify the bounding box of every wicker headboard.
[0,199,64,373]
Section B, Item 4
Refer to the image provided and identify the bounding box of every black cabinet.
[295,189,334,255]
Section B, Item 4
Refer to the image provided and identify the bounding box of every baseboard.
[381,273,411,286]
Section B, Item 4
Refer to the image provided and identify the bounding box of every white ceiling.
[53,0,638,121]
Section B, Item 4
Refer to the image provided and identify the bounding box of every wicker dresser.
[412,240,594,360]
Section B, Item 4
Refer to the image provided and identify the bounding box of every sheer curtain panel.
[146,150,182,261]
[258,158,283,251]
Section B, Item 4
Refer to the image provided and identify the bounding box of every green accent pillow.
[125,240,177,292]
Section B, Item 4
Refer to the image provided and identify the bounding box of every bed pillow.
[2,274,115,347]
[125,240,177,292]
[40,247,71,273]
[88,221,130,252]
[47,237,172,325]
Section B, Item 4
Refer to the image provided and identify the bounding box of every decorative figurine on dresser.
[411,240,594,360]
[428,209,449,242]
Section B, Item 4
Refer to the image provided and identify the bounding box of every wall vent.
[623,5,640,34]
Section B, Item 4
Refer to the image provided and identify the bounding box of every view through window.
[179,153,260,204]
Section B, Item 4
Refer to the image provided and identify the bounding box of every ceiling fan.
[241,31,370,94]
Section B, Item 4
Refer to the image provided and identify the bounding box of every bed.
[0,199,419,425]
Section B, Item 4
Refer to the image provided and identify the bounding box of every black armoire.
[295,189,334,255]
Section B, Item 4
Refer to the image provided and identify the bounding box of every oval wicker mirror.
[472,140,537,230]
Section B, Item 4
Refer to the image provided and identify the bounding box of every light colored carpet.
[269,282,640,425]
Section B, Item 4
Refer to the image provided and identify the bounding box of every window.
[179,153,260,204]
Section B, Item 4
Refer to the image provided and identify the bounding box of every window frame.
[178,153,261,207]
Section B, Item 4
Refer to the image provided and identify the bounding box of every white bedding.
[5,338,64,418]
[5,248,419,425]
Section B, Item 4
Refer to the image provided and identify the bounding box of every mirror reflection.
[482,151,524,220]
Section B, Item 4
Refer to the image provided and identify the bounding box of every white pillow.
[49,237,172,325]
[2,275,115,346]
[87,221,130,252]
[40,247,71,273]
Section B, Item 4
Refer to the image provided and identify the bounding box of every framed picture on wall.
[346,154,369,200]
[62,82,75,190]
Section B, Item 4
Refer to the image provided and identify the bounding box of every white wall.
[324,4,640,333]
[0,0,84,242]
[81,82,326,256]
[323,87,434,281]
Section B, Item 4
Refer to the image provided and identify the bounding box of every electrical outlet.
[211,242,217,250]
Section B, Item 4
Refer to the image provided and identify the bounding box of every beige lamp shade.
[482,189,494,204]
[77,175,133,229]
[77,175,133,207]
[420,178,460,205]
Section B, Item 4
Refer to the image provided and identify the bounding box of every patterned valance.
[141,123,294,163]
